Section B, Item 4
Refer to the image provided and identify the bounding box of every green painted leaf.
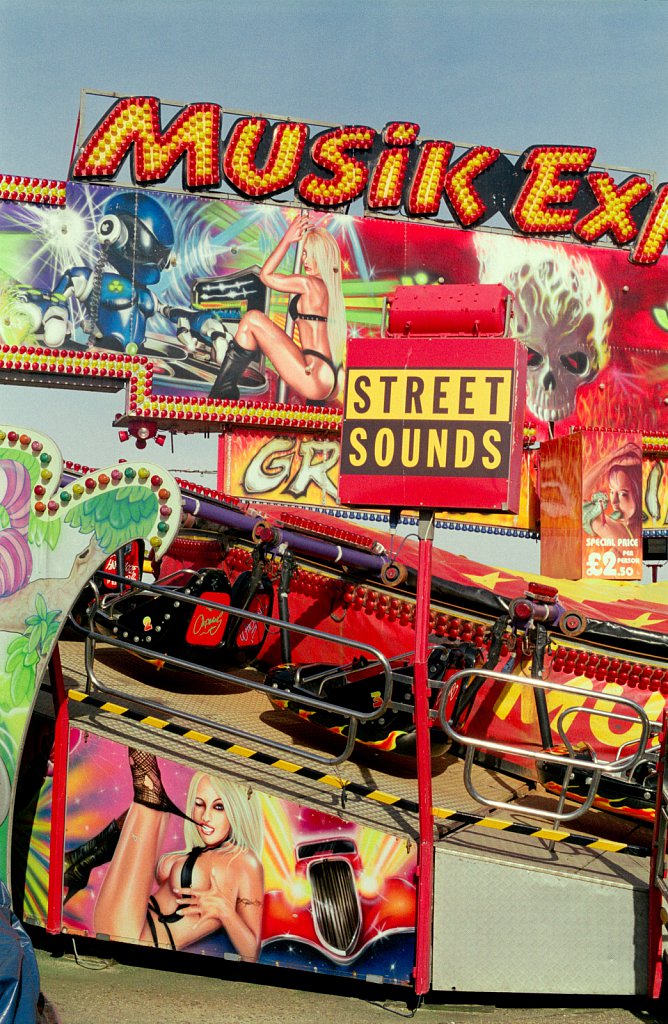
[45,610,60,630]
[26,630,41,654]
[5,648,26,672]
[43,519,61,551]
[11,664,35,705]
[65,488,158,554]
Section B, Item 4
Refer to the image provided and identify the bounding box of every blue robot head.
[97,192,175,285]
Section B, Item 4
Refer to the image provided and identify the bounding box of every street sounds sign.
[338,336,527,510]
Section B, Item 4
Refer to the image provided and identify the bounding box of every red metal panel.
[386,284,512,337]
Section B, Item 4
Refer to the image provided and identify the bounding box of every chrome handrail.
[439,667,652,823]
[68,570,394,767]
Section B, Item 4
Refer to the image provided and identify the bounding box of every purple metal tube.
[61,470,393,577]
[181,492,389,575]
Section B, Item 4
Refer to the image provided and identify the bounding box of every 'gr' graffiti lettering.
[243,436,340,501]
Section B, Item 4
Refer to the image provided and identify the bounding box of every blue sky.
[3,0,666,181]
[0,0,666,500]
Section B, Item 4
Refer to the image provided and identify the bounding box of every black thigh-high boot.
[63,816,124,902]
[209,338,256,400]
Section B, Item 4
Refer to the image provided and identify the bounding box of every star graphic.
[617,611,667,630]
[466,570,518,590]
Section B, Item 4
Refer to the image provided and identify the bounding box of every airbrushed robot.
[33,191,229,356]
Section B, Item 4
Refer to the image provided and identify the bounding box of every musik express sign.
[71,94,668,264]
[338,337,527,510]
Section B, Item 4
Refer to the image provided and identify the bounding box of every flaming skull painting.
[474,234,613,432]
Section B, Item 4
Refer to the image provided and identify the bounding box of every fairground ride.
[2,90,668,1005]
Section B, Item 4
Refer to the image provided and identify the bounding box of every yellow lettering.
[482,429,502,469]
[343,369,513,420]
[401,428,420,468]
[493,679,537,726]
[454,430,475,468]
[375,428,395,467]
[73,96,221,187]
[427,428,448,468]
[546,677,592,728]
[348,427,368,466]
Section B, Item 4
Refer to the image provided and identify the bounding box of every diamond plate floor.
[53,638,653,851]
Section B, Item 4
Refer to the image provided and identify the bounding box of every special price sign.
[338,336,526,510]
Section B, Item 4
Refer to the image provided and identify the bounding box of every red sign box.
[338,336,526,510]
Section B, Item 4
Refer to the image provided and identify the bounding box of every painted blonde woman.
[210,212,346,403]
[93,750,264,961]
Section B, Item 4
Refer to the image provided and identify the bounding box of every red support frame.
[648,710,667,999]
[412,510,435,995]
[46,645,69,934]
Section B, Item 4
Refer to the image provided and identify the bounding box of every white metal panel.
[432,830,649,995]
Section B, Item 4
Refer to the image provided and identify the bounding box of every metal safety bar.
[651,715,668,903]
[438,667,652,823]
[653,784,668,910]
[68,570,394,768]
[648,714,668,998]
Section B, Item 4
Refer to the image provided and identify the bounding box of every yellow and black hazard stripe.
[68,689,650,859]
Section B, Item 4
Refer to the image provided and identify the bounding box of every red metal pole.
[413,510,435,995]
[46,644,69,934]
[648,710,667,999]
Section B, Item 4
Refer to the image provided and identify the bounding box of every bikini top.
[289,294,327,324]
